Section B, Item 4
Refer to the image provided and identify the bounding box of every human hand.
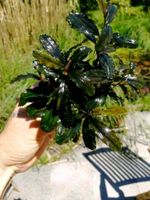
[0,104,54,197]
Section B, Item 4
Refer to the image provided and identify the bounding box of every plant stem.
[97,0,106,18]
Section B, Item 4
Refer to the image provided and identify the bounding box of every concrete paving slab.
[8,146,101,200]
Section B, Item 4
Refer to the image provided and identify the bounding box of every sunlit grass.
[0,0,72,55]
[0,52,34,131]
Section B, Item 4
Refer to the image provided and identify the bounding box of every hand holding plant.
[0,104,54,198]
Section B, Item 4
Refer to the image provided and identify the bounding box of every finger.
[35,124,56,142]
[15,135,52,172]
[35,135,52,159]
[10,104,29,119]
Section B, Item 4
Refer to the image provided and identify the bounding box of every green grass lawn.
[0,52,34,131]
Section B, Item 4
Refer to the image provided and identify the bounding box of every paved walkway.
[7,112,150,200]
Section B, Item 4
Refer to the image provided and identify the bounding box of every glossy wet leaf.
[124,74,137,81]
[26,102,45,118]
[96,25,113,51]
[86,96,106,111]
[55,123,81,144]
[69,71,95,96]
[70,60,92,72]
[31,81,54,95]
[33,50,63,69]
[64,77,87,110]
[82,69,106,83]
[97,53,114,79]
[56,82,68,109]
[44,88,58,108]
[125,79,141,91]
[112,33,138,48]
[70,46,92,65]
[19,81,54,106]
[129,62,136,73]
[91,118,121,150]
[55,126,72,144]
[41,110,58,132]
[91,117,110,136]
[106,4,117,24]
[65,38,87,60]
[59,104,72,127]
[19,90,46,106]
[33,63,60,80]
[39,34,65,63]
[82,118,96,150]
[67,12,99,43]
[58,103,80,128]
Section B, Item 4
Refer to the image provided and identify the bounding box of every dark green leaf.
[65,38,87,59]
[91,117,110,136]
[96,25,113,51]
[107,92,123,105]
[59,102,81,128]
[19,90,46,106]
[33,50,63,69]
[30,81,54,95]
[96,53,114,79]
[82,118,96,150]
[11,73,39,83]
[125,78,141,91]
[69,71,95,96]
[129,62,136,73]
[41,110,58,132]
[112,33,138,48]
[55,123,81,144]
[82,69,106,83]
[26,102,45,118]
[86,96,106,111]
[55,126,72,144]
[91,117,122,151]
[59,103,73,127]
[68,60,92,72]
[46,88,59,107]
[70,46,92,64]
[56,82,68,109]
[64,77,88,110]
[106,4,117,24]
[33,62,60,79]
[19,81,53,106]
[67,12,99,43]
[39,34,65,63]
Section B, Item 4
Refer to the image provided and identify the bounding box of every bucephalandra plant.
[14,0,142,150]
